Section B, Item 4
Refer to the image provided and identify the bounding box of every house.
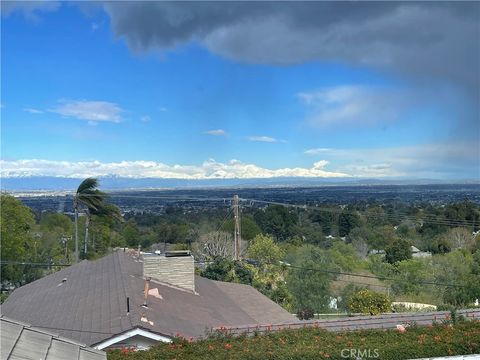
[1,249,295,351]
[0,316,106,360]
[410,246,432,258]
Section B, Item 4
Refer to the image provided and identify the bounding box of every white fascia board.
[95,328,172,350]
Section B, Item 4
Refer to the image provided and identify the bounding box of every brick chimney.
[143,251,195,292]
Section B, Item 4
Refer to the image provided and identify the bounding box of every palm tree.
[74,178,105,262]
[88,203,124,252]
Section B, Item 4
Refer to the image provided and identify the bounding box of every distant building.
[369,249,386,255]
[0,316,106,360]
[2,250,295,351]
[410,246,432,258]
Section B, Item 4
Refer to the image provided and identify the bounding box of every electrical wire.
[239,197,479,227]
[15,193,478,227]
[252,260,477,289]
[0,261,70,267]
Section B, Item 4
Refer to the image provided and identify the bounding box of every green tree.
[433,250,480,306]
[327,241,359,272]
[338,211,361,237]
[390,259,431,296]
[39,212,73,234]
[202,257,253,285]
[348,289,391,315]
[385,240,412,264]
[309,209,336,236]
[254,205,298,241]
[74,178,106,261]
[221,215,261,241]
[0,195,38,284]
[247,234,285,264]
[122,219,140,247]
[286,245,337,313]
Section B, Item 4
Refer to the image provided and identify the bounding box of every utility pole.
[233,195,241,260]
[61,235,71,263]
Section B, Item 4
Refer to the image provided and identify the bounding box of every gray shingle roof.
[1,251,295,346]
[0,316,106,360]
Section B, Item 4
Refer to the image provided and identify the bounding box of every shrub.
[107,321,480,360]
[348,289,391,315]
[296,308,314,320]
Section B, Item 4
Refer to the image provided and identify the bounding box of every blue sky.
[1,2,479,180]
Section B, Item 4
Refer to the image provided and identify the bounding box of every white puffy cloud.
[304,142,478,178]
[205,129,226,136]
[248,136,279,143]
[304,148,334,155]
[50,100,123,123]
[23,108,43,114]
[298,85,408,128]
[1,1,61,21]
[0,158,348,179]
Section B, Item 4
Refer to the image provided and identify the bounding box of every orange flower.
[208,344,214,351]
[224,343,233,350]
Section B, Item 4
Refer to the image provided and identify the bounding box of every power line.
[254,260,476,289]
[239,198,478,227]
[214,207,234,233]
[18,195,478,228]
[0,261,70,267]
[12,192,479,227]
[241,197,477,226]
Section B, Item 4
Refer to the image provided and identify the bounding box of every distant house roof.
[0,316,106,360]
[1,251,295,347]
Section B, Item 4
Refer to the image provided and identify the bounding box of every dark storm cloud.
[103,1,479,91]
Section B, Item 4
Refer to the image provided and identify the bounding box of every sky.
[1,1,479,180]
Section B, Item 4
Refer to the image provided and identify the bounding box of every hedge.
[108,320,480,360]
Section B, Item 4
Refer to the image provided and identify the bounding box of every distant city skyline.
[1,2,479,180]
